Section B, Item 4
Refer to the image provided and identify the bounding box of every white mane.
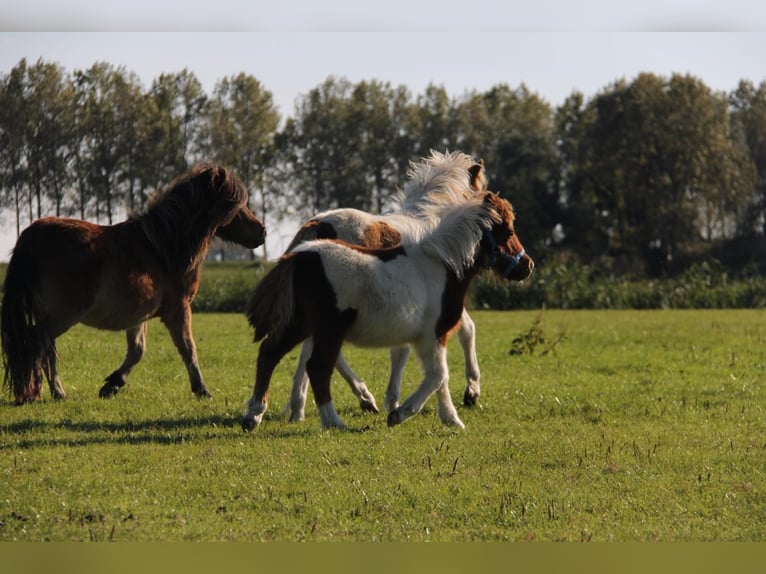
[390,150,479,214]
[418,194,501,279]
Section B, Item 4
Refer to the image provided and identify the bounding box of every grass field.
[1,309,764,541]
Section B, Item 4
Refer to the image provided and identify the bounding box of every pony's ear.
[207,165,228,189]
[468,160,488,192]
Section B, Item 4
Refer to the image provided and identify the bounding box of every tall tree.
[458,84,559,254]
[411,83,461,155]
[729,80,766,237]
[23,60,75,219]
[568,73,754,274]
[204,73,280,257]
[0,59,31,235]
[348,80,416,213]
[72,62,143,224]
[281,76,363,217]
[554,91,606,259]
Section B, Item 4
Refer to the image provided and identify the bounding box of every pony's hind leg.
[243,325,306,432]
[306,335,348,430]
[42,345,66,400]
[384,345,410,413]
[286,341,379,421]
[284,338,313,422]
[100,323,147,398]
[334,351,379,414]
[457,309,481,407]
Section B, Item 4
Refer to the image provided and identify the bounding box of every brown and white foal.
[242,191,533,432]
[282,150,490,422]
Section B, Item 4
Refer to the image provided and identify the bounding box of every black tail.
[1,246,52,404]
[245,255,298,343]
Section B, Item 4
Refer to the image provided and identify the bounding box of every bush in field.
[192,261,273,313]
[469,259,766,310]
[2,257,764,313]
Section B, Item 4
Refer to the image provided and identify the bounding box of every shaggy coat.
[1,163,265,404]
[243,191,533,431]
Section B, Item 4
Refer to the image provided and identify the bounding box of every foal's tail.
[246,254,298,343]
[1,245,51,404]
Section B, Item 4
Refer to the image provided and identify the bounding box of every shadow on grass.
[0,410,332,448]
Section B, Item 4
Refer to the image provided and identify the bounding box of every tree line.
[2,57,765,274]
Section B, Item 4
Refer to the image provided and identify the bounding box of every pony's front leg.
[162,303,210,398]
[387,343,464,428]
[99,323,147,398]
[435,378,464,429]
[457,309,481,407]
[334,351,379,414]
[384,345,410,413]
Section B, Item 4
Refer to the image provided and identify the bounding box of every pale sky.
[1,3,766,257]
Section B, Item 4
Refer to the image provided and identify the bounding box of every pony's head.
[143,164,265,270]
[478,192,534,282]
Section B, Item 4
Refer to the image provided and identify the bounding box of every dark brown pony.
[1,163,265,405]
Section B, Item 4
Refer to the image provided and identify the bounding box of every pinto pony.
[243,191,533,432]
[1,163,265,405]
[282,150,489,421]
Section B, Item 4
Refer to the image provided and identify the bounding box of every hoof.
[359,398,380,414]
[193,387,213,399]
[242,418,257,432]
[287,411,305,423]
[463,390,478,407]
[99,384,120,399]
[387,409,402,427]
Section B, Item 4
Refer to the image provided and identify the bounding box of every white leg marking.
[285,339,313,421]
[384,346,410,413]
[391,343,461,427]
[436,380,465,429]
[457,309,481,405]
[335,351,379,413]
[244,396,268,428]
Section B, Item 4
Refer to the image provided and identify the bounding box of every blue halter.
[482,228,526,278]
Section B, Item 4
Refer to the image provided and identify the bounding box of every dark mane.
[139,163,248,274]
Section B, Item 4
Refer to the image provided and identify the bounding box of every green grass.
[1,309,765,541]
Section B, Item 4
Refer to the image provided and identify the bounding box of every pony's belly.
[345,312,420,348]
[80,305,159,331]
[80,289,162,330]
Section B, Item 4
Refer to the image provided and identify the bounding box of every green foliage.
[191,261,272,313]
[471,259,766,310]
[508,308,567,356]
[1,310,765,541]
[4,59,766,277]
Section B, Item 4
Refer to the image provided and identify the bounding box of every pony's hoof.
[193,387,213,399]
[242,418,257,432]
[463,390,479,407]
[359,398,379,414]
[99,384,120,399]
[387,409,402,427]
